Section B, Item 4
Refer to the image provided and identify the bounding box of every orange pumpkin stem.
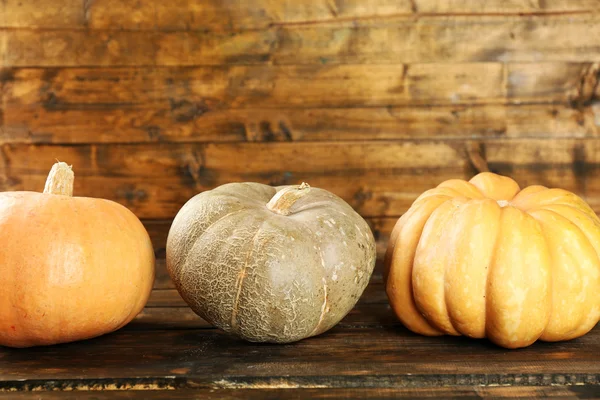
[266,182,310,216]
[43,162,74,196]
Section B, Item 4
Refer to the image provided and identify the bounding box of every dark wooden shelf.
[1,271,598,398]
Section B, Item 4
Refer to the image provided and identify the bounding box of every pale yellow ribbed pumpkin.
[385,172,600,349]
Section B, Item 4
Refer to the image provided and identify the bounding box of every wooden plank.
[5,15,600,66]
[0,325,598,387]
[3,30,158,67]
[3,104,598,145]
[2,63,591,111]
[2,29,275,67]
[0,140,469,219]
[132,306,210,330]
[3,1,597,30]
[1,64,500,108]
[2,0,85,29]
[271,15,600,65]
[1,386,598,398]
[414,0,600,14]
[82,0,414,31]
[2,139,600,219]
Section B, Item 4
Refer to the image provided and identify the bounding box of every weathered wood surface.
[1,386,599,399]
[2,257,598,395]
[4,15,600,66]
[1,139,600,219]
[0,63,600,143]
[3,62,597,145]
[3,63,595,108]
[2,62,597,145]
[3,104,599,144]
[2,0,598,30]
[2,1,600,398]
[0,299,598,390]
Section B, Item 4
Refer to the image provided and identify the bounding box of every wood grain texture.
[2,139,600,219]
[0,323,598,388]
[1,0,86,29]
[1,386,599,399]
[1,260,598,394]
[3,63,595,110]
[4,14,600,67]
[3,104,599,144]
[414,0,600,15]
[2,2,600,398]
[3,1,598,30]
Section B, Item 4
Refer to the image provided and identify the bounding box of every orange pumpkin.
[385,172,600,349]
[0,162,155,348]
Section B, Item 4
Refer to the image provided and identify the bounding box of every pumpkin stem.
[43,162,74,196]
[266,182,311,216]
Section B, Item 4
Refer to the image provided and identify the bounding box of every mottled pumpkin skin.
[385,172,600,349]
[0,192,155,348]
[167,183,376,343]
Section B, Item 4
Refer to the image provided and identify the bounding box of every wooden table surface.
[1,264,599,399]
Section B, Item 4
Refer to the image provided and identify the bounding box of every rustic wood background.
[2,2,600,397]
[2,0,600,267]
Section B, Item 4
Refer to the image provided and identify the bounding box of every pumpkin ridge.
[530,208,591,338]
[406,198,452,335]
[515,188,596,218]
[175,207,251,286]
[413,198,464,335]
[231,221,266,331]
[215,183,275,204]
[527,202,600,226]
[439,179,485,199]
[469,173,520,201]
[295,202,352,218]
[384,198,446,336]
[309,277,329,337]
[442,200,473,336]
[483,202,503,341]
[543,207,600,328]
[510,186,548,207]
[288,217,330,337]
[540,204,600,265]
[298,219,330,337]
[115,203,150,328]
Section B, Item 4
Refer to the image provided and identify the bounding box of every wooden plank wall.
[2,0,600,267]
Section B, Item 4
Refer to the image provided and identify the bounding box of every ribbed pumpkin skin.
[385,172,600,349]
[166,182,376,343]
[0,192,155,348]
